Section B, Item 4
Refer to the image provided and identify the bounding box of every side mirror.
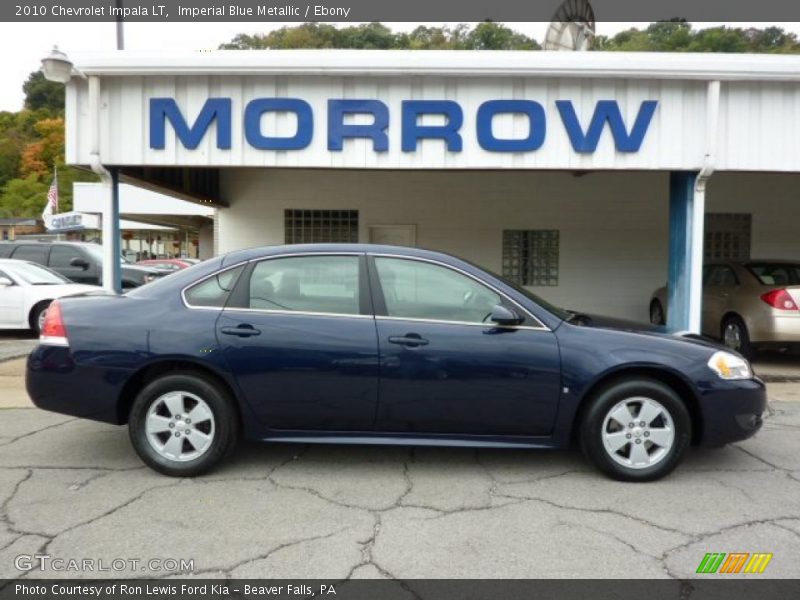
[69,257,89,270]
[0,276,12,286]
[490,304,524,326]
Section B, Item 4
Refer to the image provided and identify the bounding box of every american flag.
[42,170,58,221]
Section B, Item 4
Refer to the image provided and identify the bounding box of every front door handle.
[220,324,261,337]
[388,334,429,347]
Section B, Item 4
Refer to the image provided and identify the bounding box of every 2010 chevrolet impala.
[26,245,765,481]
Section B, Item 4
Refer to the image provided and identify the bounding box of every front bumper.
[698,377,766,447]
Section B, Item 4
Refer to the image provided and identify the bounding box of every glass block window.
[502,230,559,286]
[285,210,359,244]
[704,213,751,261]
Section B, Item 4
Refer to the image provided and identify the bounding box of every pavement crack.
[498,492,693,537]
[732,444,786,472]
[0,418,80,448]
[186,526,351,577]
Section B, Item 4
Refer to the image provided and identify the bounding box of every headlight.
[707,351,752,380]
[144,273,159,283]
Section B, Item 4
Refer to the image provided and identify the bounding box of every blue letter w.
[556,100,658,153]
[150,98,232,150]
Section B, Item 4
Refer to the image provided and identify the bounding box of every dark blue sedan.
[26,245,765,481]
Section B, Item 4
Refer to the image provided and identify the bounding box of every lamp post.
[40,47,122,294]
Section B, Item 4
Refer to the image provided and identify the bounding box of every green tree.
[595,22,800,54]
[0,174,49,218]
[220,22,539,51]
[22,71,65,114]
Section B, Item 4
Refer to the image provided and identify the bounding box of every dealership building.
[57,49,800,330]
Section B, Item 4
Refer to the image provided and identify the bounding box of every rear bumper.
[748,312,800,343]
[698,378,766,447]
[26,345,127,425]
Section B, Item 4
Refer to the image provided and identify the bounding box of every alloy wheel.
[145,391,216,462]
[723,322,742,351]
[601,396,675,470]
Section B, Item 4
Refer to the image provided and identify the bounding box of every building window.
[502,230,559,286]
[285,210,359,244]
[705,213,751,261]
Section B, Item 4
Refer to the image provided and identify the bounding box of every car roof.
[221,243,465,266]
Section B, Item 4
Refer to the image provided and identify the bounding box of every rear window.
[746,263,800,286]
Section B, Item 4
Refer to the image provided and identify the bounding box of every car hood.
[47,283,102,297]
[571,312,723,351]
[122,264,160,274]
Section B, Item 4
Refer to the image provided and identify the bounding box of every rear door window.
[10,245,49,264]
[247,255,361,316]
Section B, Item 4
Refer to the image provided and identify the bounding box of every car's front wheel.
[29,300,51,335]
[580,378,691,482]
[129,373,239,477]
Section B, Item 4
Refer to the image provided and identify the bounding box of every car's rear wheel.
[649,300,665,325]
[722,315,753,360]
[29,300,51,335]
[579,378,691,482]
[129,373,239,477]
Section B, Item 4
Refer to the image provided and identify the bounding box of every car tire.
[649,300,665,325]
[28,300,51,335]
[721,315,754,360]
[129,372,239,477]
[579,378,691,482]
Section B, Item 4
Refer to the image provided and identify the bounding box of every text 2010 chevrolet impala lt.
[26,245,765,481]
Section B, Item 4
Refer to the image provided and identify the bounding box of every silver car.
[650,260,800,357]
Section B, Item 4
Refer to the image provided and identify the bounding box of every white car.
[0,259,99,334]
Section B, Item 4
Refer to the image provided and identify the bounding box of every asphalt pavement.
[0,401,797,579]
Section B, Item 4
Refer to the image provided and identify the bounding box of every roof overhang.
[68,49,800,82]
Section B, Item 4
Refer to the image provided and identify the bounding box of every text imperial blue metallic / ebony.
[26,245,765,481]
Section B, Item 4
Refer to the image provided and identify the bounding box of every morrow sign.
[149,98,659,154]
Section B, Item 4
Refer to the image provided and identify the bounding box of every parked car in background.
[650,260,800,358]
[0,241,163,289]
[136,258,195,273]
[0,259,99,334]
[27,245,764,482]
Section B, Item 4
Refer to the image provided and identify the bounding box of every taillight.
[40,300,69,346]
[760,289,799,311]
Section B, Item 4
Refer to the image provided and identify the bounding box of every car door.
[369,255,561,437]
[702,264,738,337]
[0,269,24,327]
[215,253,379,431]
[48,245,99,284]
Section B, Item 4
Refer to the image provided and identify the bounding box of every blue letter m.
[556,100,658,153]
[150,98,232,150]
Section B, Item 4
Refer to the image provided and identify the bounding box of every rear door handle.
[220,325,261,337]
[388,334,429,347]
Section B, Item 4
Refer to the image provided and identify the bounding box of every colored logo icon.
[696,552,773,574]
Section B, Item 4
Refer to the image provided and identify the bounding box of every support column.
[102,167,122,293]
[667,171,704,332]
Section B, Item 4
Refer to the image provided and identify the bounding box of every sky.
[0,21,798,112]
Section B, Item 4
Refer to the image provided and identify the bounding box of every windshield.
[746,263,800,286]
[10,262,70,285]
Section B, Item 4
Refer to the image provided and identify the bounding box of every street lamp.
[40,46,83,83]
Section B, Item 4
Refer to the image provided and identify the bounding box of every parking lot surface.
[0,398,798,579]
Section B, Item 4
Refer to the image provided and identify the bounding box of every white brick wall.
[217,169,800,323]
